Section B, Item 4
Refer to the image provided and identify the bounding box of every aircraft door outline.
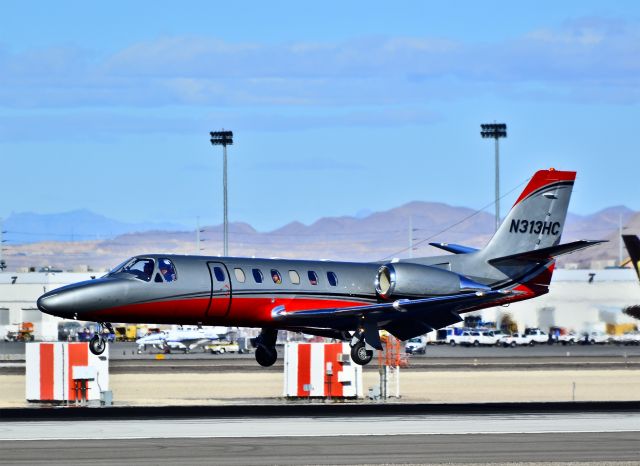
[207,262,232,318]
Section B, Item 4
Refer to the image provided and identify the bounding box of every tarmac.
[2,340,639,465]
[1,404,639,465]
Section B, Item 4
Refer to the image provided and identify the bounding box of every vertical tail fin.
[481,168,576,261]
[622,235,640,281]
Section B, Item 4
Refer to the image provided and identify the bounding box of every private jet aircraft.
[135,325,230,353]
[37,169,602,366]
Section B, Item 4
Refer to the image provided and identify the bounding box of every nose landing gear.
[251,328,278,367]
[88,322,114,356]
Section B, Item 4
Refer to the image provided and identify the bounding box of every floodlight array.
[210,131,234,146]
[480,123,507,139]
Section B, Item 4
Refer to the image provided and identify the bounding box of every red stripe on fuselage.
[513,170,576,207]
[82,296,374,326]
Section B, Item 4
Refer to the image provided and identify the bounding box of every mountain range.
[1,204,636,272]
[1,210,184,243]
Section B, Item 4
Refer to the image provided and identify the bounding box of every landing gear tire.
[255,345,277,367]
[89,334,106,355]
[350,341,373,366]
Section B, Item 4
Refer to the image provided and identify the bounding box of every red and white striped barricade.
[25,342,109,402]
[284,342,363,398]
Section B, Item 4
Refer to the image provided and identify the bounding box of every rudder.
[480,168,576,261]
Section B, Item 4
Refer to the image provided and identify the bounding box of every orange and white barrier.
[25,342,109,402]
[284,342,362,398]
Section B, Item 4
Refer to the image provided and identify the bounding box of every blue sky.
[1,1,639,231]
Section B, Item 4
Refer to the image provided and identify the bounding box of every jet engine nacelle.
[375,263,487,299]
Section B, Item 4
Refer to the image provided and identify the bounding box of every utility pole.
[0,218,7,271]
[481,123,507,232]
[409,216,413,259]
[210,130,234,256]
[195,217,205,255]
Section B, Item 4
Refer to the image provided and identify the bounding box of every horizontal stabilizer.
[429,243,479,254]
[488,240,605,265]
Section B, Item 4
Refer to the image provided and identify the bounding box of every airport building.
[475,268,640,334]
[1,269,639,341]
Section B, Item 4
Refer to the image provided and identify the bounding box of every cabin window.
[252,268,263,284]
[308,271,319,285]
[213,266,226,282]
[288,270,300,284]
[158,258,177,282]
[271,269,282,284]
[327,271,338,286]
[154,273,163,283]
[234,268,246,283]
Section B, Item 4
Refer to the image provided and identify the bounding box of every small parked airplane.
[135,326,230,353]
[37,168,602,366]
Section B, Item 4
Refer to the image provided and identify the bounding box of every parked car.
[405,336,427,354]
[207,341,240,354]
[558,332,579,345]
[447,331,469,346]
[524,328,549,344]
[615,332,640,346]
[582,331,610,345]
[460,330,500,347]
[500,332,534,347]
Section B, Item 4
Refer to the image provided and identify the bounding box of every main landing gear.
[89,322,114,356]
[252,328,278,367]
[348,319,385,366]
[350,340,373,365]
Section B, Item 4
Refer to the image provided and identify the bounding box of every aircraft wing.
[272,290,511,348]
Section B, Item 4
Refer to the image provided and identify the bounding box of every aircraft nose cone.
[37,291,72,318]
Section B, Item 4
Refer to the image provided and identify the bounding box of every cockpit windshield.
[109,257,155,282]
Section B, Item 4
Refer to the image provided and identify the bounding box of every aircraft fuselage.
[38,255,382,329]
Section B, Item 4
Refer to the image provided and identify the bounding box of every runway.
[1,433,639,465]
[1,407,638,465]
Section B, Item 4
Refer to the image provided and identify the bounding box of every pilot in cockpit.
[142,261,154,281]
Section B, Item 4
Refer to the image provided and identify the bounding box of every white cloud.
[0,16,637,111]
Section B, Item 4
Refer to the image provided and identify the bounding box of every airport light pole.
[210,130,233,256]
[0,218,6,271]
[481,123,507,232]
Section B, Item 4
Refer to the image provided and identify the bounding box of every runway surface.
[1,408,638,465]
[2,412,639,440]
[1,433,639,465]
